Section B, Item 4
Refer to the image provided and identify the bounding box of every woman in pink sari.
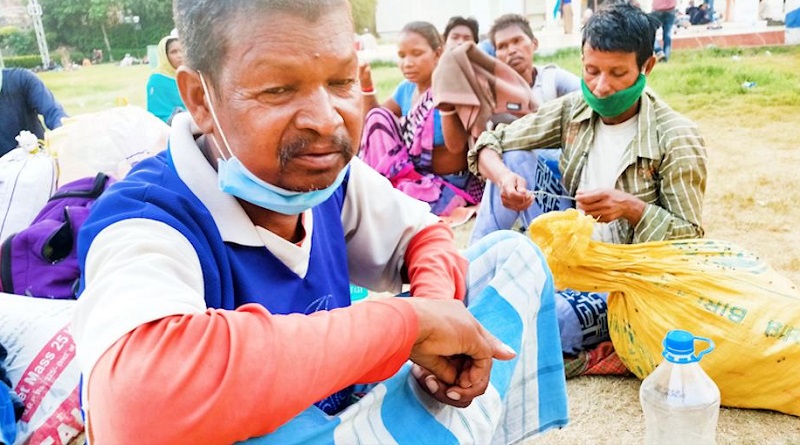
[358,21,482,216]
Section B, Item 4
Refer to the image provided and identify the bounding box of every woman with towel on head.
[357,21,481,217]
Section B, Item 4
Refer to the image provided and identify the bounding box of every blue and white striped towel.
[242,230,568,445]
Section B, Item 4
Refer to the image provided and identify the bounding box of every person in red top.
[71,1,568,443]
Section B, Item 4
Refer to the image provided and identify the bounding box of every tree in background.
[39,0,173,62]
[20,0,372,60]
[0,26,38,56]
[351,0,378,35]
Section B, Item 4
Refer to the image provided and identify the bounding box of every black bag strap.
[49,172,110,200]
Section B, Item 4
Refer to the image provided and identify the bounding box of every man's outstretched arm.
[22,70,67,130]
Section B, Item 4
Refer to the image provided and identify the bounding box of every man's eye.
[330,79,356,88]
[263,86,291,95]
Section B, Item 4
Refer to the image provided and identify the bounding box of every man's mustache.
[279,132,354,169]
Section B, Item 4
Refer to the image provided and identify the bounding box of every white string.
[198,71,235,161]
[526,189,577,201]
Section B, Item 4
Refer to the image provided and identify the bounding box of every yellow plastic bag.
[529,209,800,416]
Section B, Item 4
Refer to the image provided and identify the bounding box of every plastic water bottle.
[640,330,721,445]
[741,81,756,89]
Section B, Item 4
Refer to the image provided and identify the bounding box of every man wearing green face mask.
[469,1,706,245]
[468,2,707,367]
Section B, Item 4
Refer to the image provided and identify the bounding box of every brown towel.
[432,42,538,139]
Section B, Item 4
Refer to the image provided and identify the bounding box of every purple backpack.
[0,173,113,299]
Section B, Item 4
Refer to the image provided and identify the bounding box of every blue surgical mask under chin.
[217,157,349,215]
[197,70,348,215]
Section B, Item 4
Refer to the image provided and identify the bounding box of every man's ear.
[176,66,214,134]
[642,55,657,75]
[531,37,539,53]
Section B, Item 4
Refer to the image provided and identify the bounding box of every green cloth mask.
[581,73,646,118]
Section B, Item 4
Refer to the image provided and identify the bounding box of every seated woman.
[358,21,481,217]
[146,35,185,124]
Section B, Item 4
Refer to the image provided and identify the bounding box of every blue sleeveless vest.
[78,149,353,414]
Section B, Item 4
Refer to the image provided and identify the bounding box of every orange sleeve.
[87,299,418,444]
[404,221,468,301]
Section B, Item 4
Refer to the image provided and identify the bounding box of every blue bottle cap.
[664,329,695,355]
[662,329,715,364]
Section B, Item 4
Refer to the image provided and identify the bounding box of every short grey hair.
[173,0,350,88]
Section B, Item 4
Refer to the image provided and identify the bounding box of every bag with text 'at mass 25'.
[528,209,799,416]
[0,293,82,444]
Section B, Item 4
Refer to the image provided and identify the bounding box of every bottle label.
[654,383,685,401]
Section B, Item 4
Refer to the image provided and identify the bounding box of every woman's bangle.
[361,86,375,95]
[439,108,457,116]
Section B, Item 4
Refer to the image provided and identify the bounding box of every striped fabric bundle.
[241,231,569,445]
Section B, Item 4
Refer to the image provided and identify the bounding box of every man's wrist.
[624,194,647,225]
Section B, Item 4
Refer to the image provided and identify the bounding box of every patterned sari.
[359,89,483,216]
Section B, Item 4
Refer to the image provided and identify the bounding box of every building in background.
[374,0,775,41]
[375,0,584,40]
[787,0,800,44]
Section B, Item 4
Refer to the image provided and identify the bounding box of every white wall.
[375,0,472,38]
[375,0,528,39]
[374,0,583,40]
[787,0,800,44]
[730,0,760,24]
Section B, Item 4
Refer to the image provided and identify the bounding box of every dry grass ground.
[41,45,800,444]
[523,111,800,443]
[466,47,800,444]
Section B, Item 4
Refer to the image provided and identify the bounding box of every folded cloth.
[432,42,538,140]
[563,341,632,379]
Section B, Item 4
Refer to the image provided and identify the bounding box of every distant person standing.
[146,35,186,124]
[562,0,575,34]
[0,68,68,156]
[92,48,104,65]
[651,0,678,62]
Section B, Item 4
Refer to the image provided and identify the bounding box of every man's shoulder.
[645,90,699,130]
[4,68,36,84]
[643,91,703,149]
[546,90,587,118]
[147,72,173,85]
[95,153,197,217]
[538,63,565,72]
[395,79,413,91]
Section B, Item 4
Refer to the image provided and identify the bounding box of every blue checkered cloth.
[240,230,568,445]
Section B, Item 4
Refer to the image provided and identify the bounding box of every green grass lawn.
[39,64,152,115]
[42,45,800,121]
